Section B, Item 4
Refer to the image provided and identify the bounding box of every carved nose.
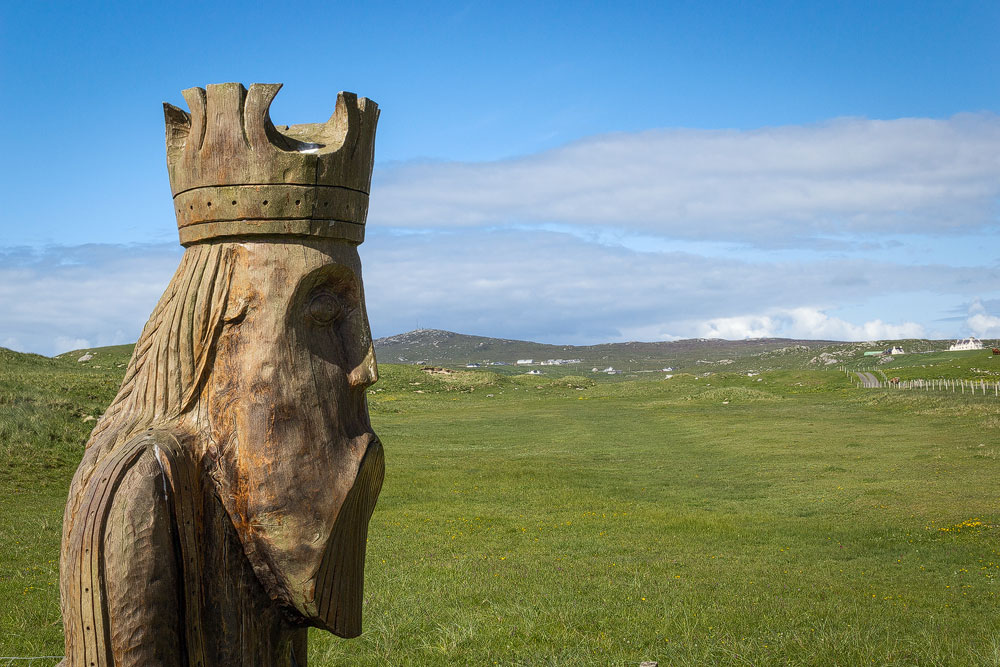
[347,343,378,388]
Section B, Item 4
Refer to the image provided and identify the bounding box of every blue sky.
[2,1,999,354]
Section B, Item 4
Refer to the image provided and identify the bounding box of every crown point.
[180,87,207,154]
[163,102,190,128]
[245,84,284,151]
[203,84,249,154]
[163,103,191,158]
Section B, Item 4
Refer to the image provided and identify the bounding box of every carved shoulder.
[60,432,205,667]
[103,446,184,666]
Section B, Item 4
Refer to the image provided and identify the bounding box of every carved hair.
[93,243,234,444]
[65,243,236,523]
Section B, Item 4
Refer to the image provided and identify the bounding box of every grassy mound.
[694,386,782,403]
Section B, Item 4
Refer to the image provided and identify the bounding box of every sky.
[1,1,999,355]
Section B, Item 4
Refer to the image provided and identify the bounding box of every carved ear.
[223,296,249,324]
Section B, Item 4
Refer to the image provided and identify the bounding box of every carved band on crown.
[178,218,365,246]
[173,185,369,245]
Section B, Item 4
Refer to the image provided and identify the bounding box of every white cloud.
[0,244,180,356]
[8,115,998,354]
[696,308,924,341]
[698,315,777,340]
[1,228,995,357]
[967,299,1000,338]
[361,229,992,344]
[54,336,93,353]
[966,314,1000,337]
[370,114,1000,245]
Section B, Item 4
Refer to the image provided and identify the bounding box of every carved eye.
[307,292,343,325]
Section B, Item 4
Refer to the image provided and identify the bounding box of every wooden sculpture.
[57,83,383,666]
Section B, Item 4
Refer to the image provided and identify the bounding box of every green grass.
[874,348,1000,381]
[2,348,1000,664]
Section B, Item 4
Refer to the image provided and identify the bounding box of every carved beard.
[310,437,384,635]
[206,384,384,638]
[200,242,384,638]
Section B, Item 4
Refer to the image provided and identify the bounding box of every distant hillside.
[2,331,992,379]
[374,329,835,373]
[373,329,1000,375]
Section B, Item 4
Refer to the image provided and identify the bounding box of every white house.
[516,359,533,365]
[948,337,983,351]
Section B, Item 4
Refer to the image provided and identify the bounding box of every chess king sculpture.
[58,83,384,666]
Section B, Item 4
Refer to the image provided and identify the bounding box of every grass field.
[2,345,1000,665]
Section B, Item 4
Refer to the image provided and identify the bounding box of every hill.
[373,329,998,376]
[36,331,1000,380]
[374,328,838,370]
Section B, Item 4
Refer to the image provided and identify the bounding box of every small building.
[948,337,983,351]
[527,369,542,375]
[516,359,533,365]
[884,346,905,355]
[465,363,481,368]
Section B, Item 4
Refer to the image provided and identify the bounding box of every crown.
[163,83,379,246]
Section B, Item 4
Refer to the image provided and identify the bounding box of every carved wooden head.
[159,83,385,636]
[71,236,384,642]
[203,238,384,637]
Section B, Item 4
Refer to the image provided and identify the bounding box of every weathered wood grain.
[59,83,381,666]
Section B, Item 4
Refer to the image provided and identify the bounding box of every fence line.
[852,376,999,396]
[838,365,999,397]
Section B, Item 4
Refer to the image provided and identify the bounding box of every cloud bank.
[2,231,996,356]
[968,299,1000,338]
[4,114,1000,355]
[361,229,995,345]
[370,114,1000,244]
[0,245,180,356]
[696,309,925,342]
